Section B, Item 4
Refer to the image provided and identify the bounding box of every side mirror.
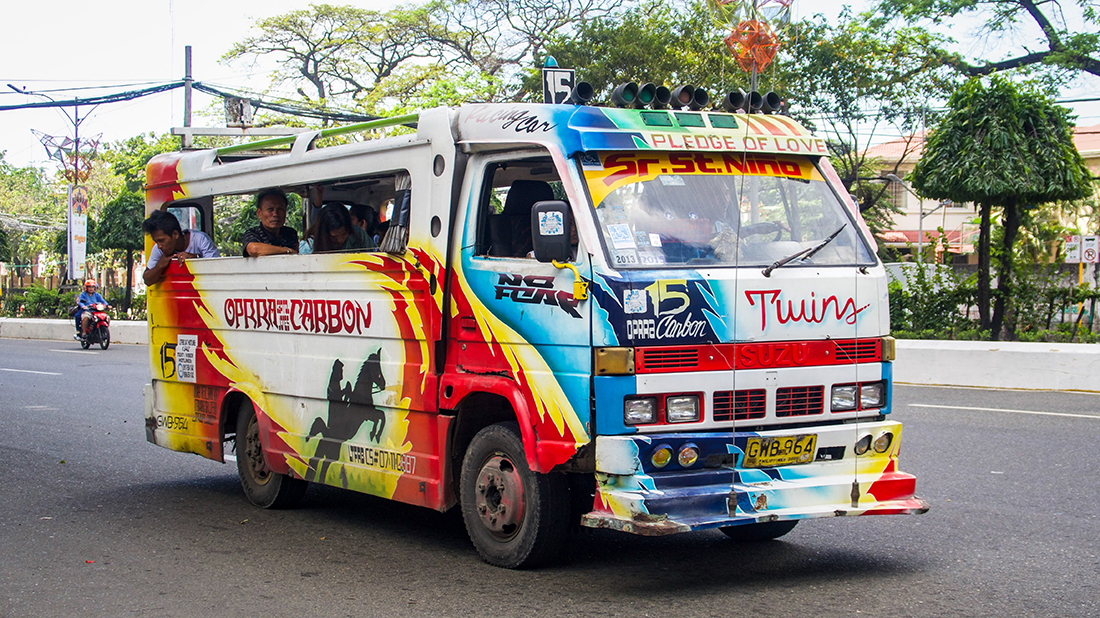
[530,200,572,263]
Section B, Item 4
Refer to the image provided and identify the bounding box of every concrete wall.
[0,318,149,345]
[2,318,1097,392]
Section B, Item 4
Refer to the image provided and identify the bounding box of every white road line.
[49,349,98,355]
[1,368,62,376]
[908,403,1100,420]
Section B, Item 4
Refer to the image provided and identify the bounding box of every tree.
[875,0,1100,79]
[97,191,144,312]
[909,75,1093,339]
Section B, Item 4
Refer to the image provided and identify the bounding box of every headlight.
[651,445,673,468]
[624,397,657,425]
[831,384,858,411]
[666,395,700,423]
[873,432,894,453]
[678,443,700,467]
[861,382,885,409]
[854,434,872,455]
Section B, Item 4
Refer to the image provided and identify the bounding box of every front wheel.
[235,401,306,509]
[719,519,799,542]
[460,423,569,568]
[98,326,110,350]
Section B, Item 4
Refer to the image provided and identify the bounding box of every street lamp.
[887,173,944,264]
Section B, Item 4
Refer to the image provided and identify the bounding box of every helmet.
[84,279,96,290]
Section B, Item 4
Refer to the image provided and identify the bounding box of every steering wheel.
[738,221,784,242]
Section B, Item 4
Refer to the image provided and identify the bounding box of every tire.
[719,519,799,542]
[460,423,570,569]
[98,326,110,350]
[235,400,306,509]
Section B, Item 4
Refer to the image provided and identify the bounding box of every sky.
[1,0,1097,173]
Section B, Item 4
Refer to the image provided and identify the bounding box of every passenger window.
[476,154,564,258]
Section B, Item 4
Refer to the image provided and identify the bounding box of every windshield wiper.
[761,225,846,278]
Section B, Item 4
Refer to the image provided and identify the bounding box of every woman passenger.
[299,203,377,254]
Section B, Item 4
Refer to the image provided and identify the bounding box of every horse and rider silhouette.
[306,350,386,484]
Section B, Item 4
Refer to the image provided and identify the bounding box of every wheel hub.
[244,417,271,485]
[474,455,525,539]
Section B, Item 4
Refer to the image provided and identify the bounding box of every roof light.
[761,91,782,114]
[650,85,671,109]
[720,90,749,113]
[568,81,594,105]
[670,85,696,109]
[611,82,639,107]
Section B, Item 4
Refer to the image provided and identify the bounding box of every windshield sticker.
[538,211,564,236]
[607,224,637,249]
[610,249,639,267]
[637,251,666,266]
[584,151,818,207]
[623,289,648,314]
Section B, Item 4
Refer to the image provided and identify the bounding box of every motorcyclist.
[75,280,108,337]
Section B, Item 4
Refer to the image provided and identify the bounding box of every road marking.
[1,368,62,376]
[908,403,1100,420]
[49,349,98,355]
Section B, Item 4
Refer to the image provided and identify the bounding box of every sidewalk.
[2,317,1098,392]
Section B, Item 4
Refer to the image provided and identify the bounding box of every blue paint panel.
[593,374,638,436]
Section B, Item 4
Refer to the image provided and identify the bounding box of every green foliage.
[888,263,975,333]
[97,191,145,252]
[873,0,1100,80]
[911,76,1092,206]
[2,285,74,318]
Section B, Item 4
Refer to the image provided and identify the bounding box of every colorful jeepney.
[144,101,928,568]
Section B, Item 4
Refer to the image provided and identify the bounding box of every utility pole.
[183,45,192,148]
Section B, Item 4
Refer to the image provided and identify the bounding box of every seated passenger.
[141,210,220,285]
[299,203,377,254]
[242,188,298,256]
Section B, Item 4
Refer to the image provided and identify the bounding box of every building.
[867,123,1100,262]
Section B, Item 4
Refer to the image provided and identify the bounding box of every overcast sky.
[1,0,1097,172]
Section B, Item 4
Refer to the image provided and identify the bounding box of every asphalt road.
[2,338,1098,617]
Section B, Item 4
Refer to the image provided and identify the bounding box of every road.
[2,337,1098,617]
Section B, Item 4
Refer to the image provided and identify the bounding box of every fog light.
[677,443,699,467]
[651,445,673,468]
[666,395,700,423]
[854,434,872,456]
[873,432,894,453]
[861,382,885,409]
[624,398,657,425]
[831,384,858,411]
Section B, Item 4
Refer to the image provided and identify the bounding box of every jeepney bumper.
[581,420,929,536]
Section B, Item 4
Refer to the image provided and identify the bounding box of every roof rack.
[214,113,421,157]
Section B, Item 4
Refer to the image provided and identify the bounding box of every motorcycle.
[75,302,111,350]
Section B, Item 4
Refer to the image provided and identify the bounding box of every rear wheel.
[98,326,110,350]
[719,519,799,542]
[235,401,306,509]
[460,423,569,568]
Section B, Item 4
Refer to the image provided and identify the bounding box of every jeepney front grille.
[775,386,825,417]
[833,339,880,363]
[636,347,698,371]
[713,389,766,422]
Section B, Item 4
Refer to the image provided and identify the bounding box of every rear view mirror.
[530,200,572,263]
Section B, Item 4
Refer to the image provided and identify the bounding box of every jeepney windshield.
[580,151,875,269]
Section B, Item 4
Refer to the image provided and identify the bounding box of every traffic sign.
[1065,235,1081,263]
[1084,235,1099,263]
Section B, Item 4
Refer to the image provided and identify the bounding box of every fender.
[439,372,578,473]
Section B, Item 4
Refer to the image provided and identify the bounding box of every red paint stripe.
[634,338,883,373]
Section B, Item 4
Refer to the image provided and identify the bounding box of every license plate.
[742,434,817,468]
